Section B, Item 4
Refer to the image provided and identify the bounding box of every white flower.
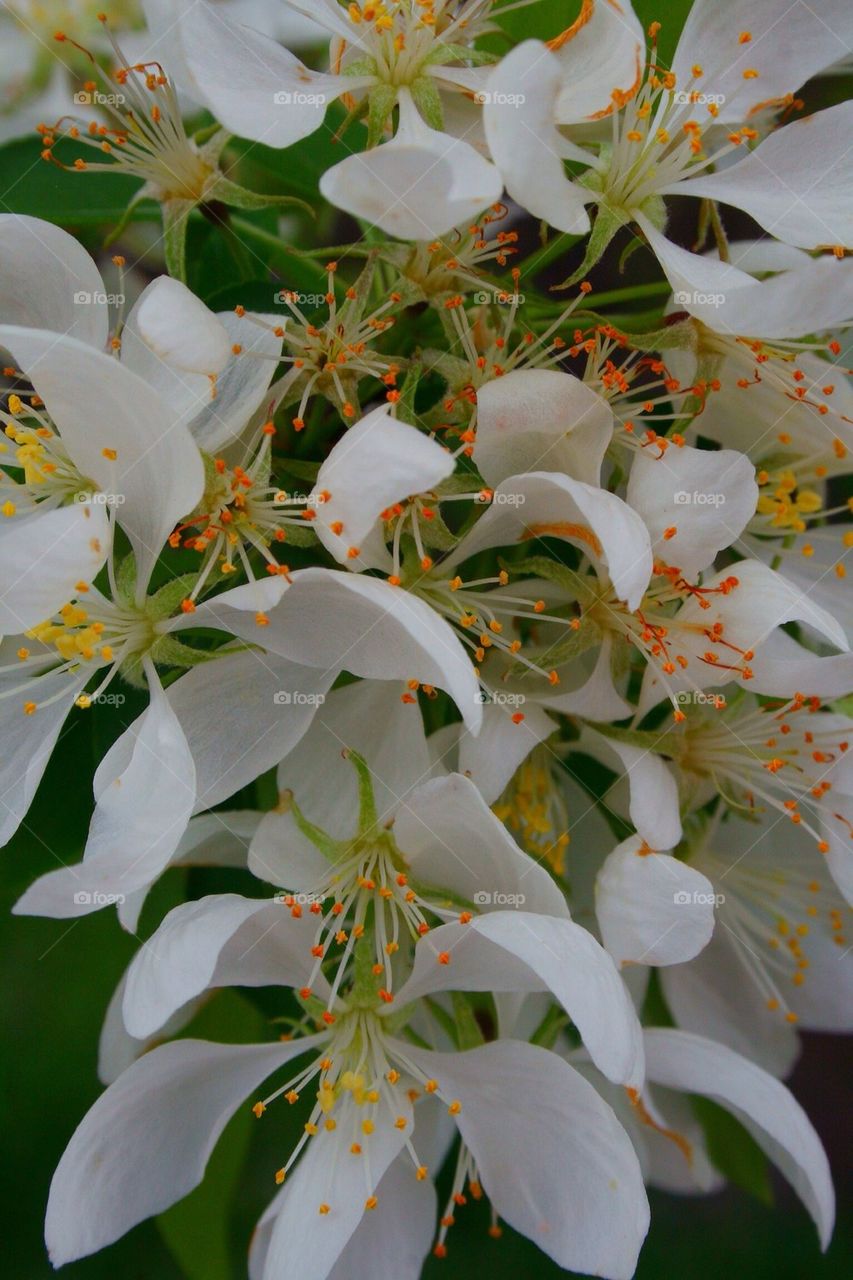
[484,0,853,287]
[570,1026,834,1246]
[158,0,504,237]
[48,840,647,1278]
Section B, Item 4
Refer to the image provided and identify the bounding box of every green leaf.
[0,136,156,227]
[157,992,266,1280]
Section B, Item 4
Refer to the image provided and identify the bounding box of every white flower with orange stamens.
[660,809,853,1076]
[569,1025,834,1241]
[152,0,505,238]
[38,14,311,278]
[484,1,853,289]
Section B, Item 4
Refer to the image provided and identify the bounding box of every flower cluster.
[1,1,851,1277]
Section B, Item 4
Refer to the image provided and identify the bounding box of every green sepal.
[452,992,486,1050]
[114,553,137,607]
[424,44,497,67]
[147,574,201,622]
[162,197,195,283]
[211,175,314,219]
[553,204,627,291]
[529,1003,569,1050]
[410,76,444,131]
[585,720,678,753]
[507,555,599,606]
[278,790,340,863]
[344,749,379,834]
[366,83,398,148]
[149,635,221,669]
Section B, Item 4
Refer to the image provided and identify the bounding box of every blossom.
[156,0,504,237]
[39,13,311,278]
[484,0,853,287]
[570,1026,834,1244]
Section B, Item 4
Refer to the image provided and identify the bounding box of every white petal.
[127,276,231,374]
[98,966,204,1085]
[483,41,592,235]
[396,912,644,1087]
[458,699,557,804]
[166,649,336,812]
[261,1093,413,1280]
[475,368,613,488]
[398,1039,649,1279]
[551,0,645,123]
[445,472,653,612]
[660,927,800,1077]
[644,1028,834,1248]
[45,1037,319,1265]
[596,835,716,967]
[582,728,682,850]
[668,103,853,250]
[0,327,204,597]
[315,407,454,571]
[0,213,108,347]
[187,309,282,452]
[122,893,323,1039]
[0,501,110,633]
[635,212,760,312]
[191,568,483,732]
[673,0,853,125]
[14,673,195,919]
[626,443,758,576]
[320,90,502,240]
[179,0,357,146]
[0,651,83,846]
[394,772,569,917]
